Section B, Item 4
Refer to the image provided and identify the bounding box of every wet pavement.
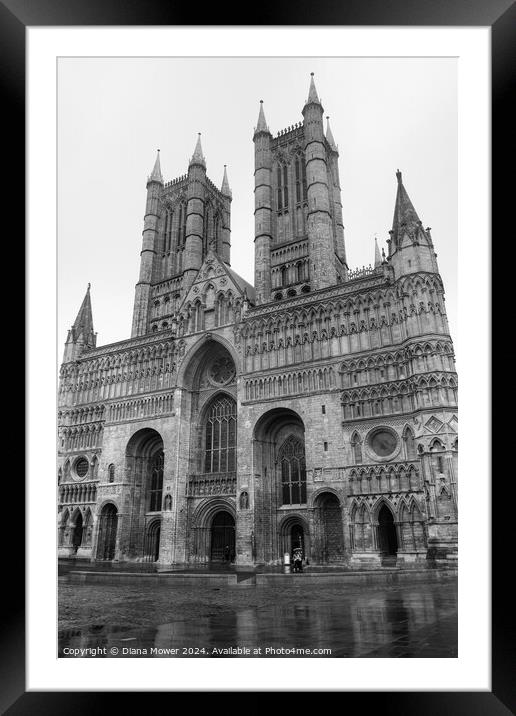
[59,576,457,658]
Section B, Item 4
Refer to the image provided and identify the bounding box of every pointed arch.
[278,434,307,505]
[372,496,395,521]
[402,424,417,460]
[350,431,362,464]
[203,394,237,474]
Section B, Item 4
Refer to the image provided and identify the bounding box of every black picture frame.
[6,0,511,710]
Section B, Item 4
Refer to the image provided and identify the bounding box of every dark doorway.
[72,512,83,553]
[378,505,398,557]
[210,511,235,562]
[97,504,118,561]
[291,524,305,555]
[144,521,161,562]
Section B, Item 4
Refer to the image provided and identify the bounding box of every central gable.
[176,249,254,333]
[181,250,247,309]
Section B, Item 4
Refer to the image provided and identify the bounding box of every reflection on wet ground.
[58,559,237,575]
[58,559,439,576]
[59,581,457,658]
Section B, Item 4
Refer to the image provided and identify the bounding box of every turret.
[325,116,347,275]
[302,74,337,289]
[220,165,232,265]
[63,283,96,363]
[253,101,273,305]
[387,170,439,279]
[388,170,450,338]
[374,237,382,268]
[183,134,207,291]
[131,150,163,337]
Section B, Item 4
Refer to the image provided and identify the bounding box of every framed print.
[5,0,512,710]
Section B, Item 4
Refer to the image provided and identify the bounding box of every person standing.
[292,544,303,573]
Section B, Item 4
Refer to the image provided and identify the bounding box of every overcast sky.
[58,57,457,354]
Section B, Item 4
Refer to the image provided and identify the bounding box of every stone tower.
[131,139,232,337]
[253,74,348,305]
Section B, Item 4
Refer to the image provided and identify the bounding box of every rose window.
[209,357,235,385]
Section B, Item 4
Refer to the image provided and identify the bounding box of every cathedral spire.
[72,283,95,340]
[148,149,163,184]
[388,169,438,278]
[63,283,96,361]
[374,237,382,267]
[391,169,421,245]
[190,133,206,169]
[305,72,322,107]
[221,165,232,198]
[325,116,337,152]
[254,100,270,135]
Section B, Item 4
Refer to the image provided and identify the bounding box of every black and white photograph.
[9,9,501,701]
[56,54,459,660]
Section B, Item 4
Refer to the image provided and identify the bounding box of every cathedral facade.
[57,75,458,568]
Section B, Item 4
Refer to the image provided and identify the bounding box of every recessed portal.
[314,492,344,563]
[144,520,161,562]
[97,504,118,561]
[279,516,308,564]
[71,511,83,553]
[210,510,235,562]
[378,504,398,556]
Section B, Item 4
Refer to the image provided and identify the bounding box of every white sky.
[58,57,457,353]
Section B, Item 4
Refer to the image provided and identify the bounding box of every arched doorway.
[253,407,307,564]
[210,510,235,562]
[125,428,164,559]
[279,515,309,563]
[144,520,161,562]
[97,504,118,561]
[313,492,345,564]
[378,504,398,562]
[71,510,83,553]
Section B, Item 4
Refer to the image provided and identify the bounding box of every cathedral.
[57,74,458,569]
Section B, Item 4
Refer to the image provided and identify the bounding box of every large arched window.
[149,450,164,511]
[283,164,289,208]
[279,435,306,505]
[204,396,237,473]
[204,204,212,255]
[177,202,187,248]
[193,302,204,332]
[295,156,301,203]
